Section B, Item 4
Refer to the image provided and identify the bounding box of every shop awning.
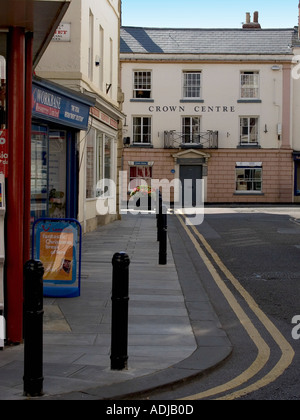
[0,0,70,66]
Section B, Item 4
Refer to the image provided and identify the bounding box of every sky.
[121,0,299,29]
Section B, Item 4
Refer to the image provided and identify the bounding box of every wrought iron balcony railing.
[164,130,218,149]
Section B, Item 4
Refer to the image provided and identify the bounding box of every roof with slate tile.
[120,26,300,56]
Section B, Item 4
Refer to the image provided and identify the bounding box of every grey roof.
[121,26,300,55]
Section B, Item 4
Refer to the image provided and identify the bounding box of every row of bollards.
[22,253,131,398]
[22,206,166,395]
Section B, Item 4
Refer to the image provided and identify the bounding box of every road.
[144,206,300,401]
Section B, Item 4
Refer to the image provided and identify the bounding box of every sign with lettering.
[53,23,71,42]
[32,218,82,298]
[32,83,91,130]
[148,105,236,113]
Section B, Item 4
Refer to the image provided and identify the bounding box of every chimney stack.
[243,11,261,29]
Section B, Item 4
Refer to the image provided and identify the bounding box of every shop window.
[0,55,7,178]
[0,56,6,129]
[295,160,300,196]
[236,166,262,193]
[86,128,114,199]
[31,126,49,220]
[129,166,153,190]
[48,131,67,218]
[86,128,96,199]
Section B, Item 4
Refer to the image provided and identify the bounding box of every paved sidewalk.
[0,212,232,400]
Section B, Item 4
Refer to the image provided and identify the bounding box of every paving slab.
[0,212,232,400]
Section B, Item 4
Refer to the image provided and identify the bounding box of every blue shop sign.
[32,80,93,130]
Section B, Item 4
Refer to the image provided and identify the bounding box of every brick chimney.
[243,11,261,29]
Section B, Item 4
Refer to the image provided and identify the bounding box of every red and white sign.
[0,129,8,177]
[53,23,71,42]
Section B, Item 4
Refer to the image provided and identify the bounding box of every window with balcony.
[133,71,152,99]
[133,116,152,144]
[182,72,201,100]
[182,116,201,144]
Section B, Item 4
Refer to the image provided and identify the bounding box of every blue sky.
[121,0,298,29]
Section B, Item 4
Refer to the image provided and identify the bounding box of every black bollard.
[159,205,168,265]
[23,260,44,397]
[111,252,130,370]
[157,191,163,242]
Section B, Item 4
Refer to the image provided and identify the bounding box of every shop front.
[31,77,95,223]
[294,153,300,202]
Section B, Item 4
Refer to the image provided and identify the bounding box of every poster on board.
[32,218,82,298]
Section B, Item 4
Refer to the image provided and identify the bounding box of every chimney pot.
[243,11,261,29]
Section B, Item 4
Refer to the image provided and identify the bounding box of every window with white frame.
[129,166,153,191]
[182,116,201,144]
[88,10,94,81]
[182,71,201,99]
[86,128,114,199]
[133,116,152,144]
[240,117,259,145]
[133,71,152,99]
[240,71,260,99]
[236,164,262,193]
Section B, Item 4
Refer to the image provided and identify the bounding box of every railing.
[164,131,218,149]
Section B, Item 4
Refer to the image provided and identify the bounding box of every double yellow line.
[177,214,295,400]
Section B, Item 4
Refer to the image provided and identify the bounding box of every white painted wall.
[121,60,286,150]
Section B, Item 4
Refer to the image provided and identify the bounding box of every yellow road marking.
[177,215,294,400]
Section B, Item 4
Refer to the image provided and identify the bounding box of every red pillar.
[6,27,26,344]
[24,33,33,264]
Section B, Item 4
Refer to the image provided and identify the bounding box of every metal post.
[111,252,130,370]
[23,260,44,397]
[157,191,162,241]
[159,205,168,265]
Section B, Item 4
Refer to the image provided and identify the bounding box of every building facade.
[36,0,124,232]
[120,13,300,205]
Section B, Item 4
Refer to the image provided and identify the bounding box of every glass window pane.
[86,128,95,199]
[49,131,66,218]
[31,125,48,220]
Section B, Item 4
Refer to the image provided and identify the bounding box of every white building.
[36,0,124,232]
[120,10,300,204]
